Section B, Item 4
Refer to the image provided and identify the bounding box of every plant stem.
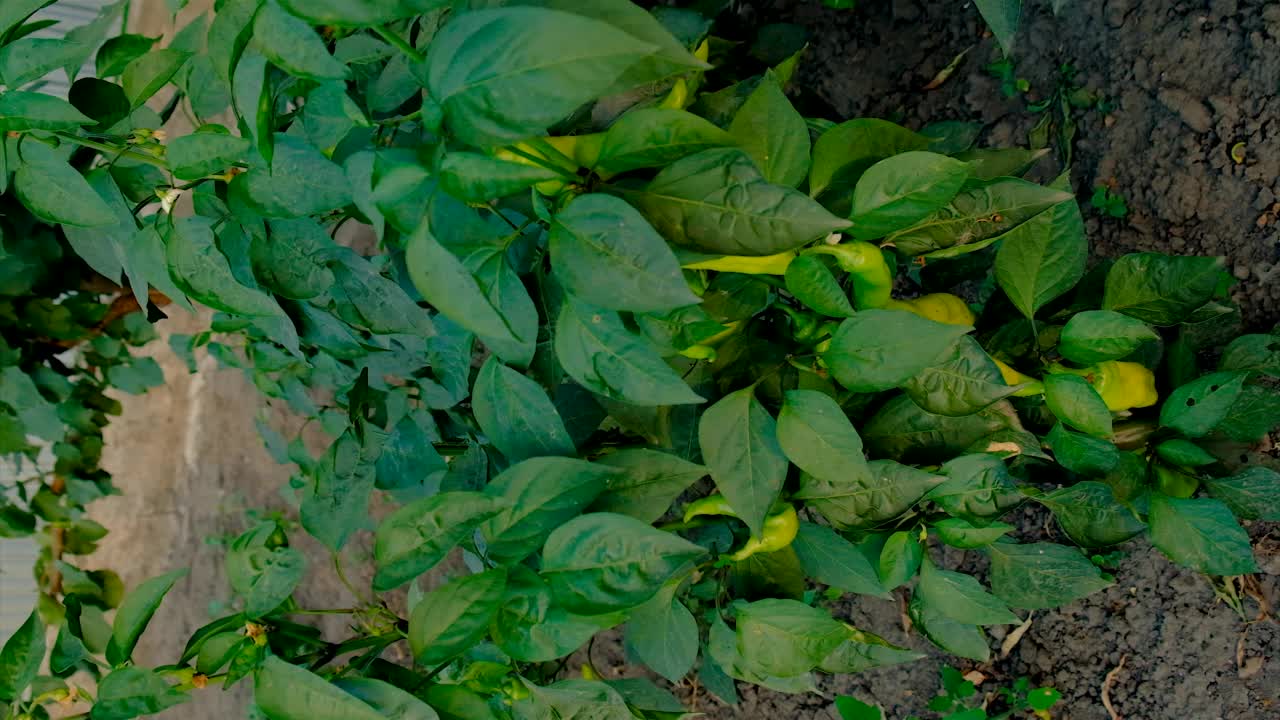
[53,132,168,169]
[375,26,425,64]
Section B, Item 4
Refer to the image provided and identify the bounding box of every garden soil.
[82,0,1279,719]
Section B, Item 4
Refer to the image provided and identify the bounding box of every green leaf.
[1148,494,1257,576]
[14,141,115,227]
[733,598,847,678]
[297,81,367,154]
[277,0,443,26]
[51,621,89,674]
[1039,481,1146,547]
[699,386,789,536]
[0,1,53,39]
[823,309,971,392]
[1045,422,1118,476]
[777,389,870,485]
[851,151,970,239]
[932,518,1014,548]
[628,148,850,256]
[0,37,88,88]
[249,218,335,300]
[408,569,508,665]
[92,667,188,720]
[300,428,382,551]
[903,336,1019,417]
[374,491,504,591]
[206,0,260,89]
[1219,333,1280,377]
[542,512,706,614]
[166,217,300,355]
[331,678,441,720]
[993,185,1086,319]
[1159,370,1249,438]
[438,152,559,202]
[1043,373,1112,437]
[809,119,929,202]
[886,177,1072,257]
[226,523,305,617]
[492,567,624,663]
[481,457,622,564]
[834,696,885,720]
[1102,253,1226,326]
[954,146,1048,179]
[597,107,734,175]
[784,255,855,317]
[96,33,158,77]
[728,71,809,187]
[929,453,1023,524]
[0,611,45,703]
[106,569,187,666]
[626,583,698,683]
[820,628,924,674]
[1203,467,1280,521]
[551,193,698,313]
[0,91,95,132]
[555,297,703,406]
[1215,384,1280,442]
[797,459,945,531]
[1154,439,1218,467]
[973,0,1021,54]
[121,48,189,108]
[877,530,922,590]
[473,357,575,462]
[167,129,251,180]
[331,252,435,337]
[426,7,658,147]
[987,541,1114,609]
[254,656,384,720]
[706,614,816,694]
[918,556,1018,625]
[792,522,886,597]
[908,594,990,662]
[253,0,349,81]
[1058,310,1158,364]
[232,134,353,217]
[61,167,137,285]
[590,449,706,524]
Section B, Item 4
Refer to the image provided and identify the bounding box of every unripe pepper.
[806,241,893,309]
[992,358,1046,397]
[682,250,797,275]
[1153,464,1199,498]
[683,494,799,562]
[884,293,975,326]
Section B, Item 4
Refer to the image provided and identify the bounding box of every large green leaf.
[706,614,816,694]
[917,557,1018,625]
[878,530,923,590]
[92,667,188,720]
[1216,384,1280,442]
[728,71,809,187]
[973,0,1021,54]
[908,594,989,662]
[886,178,1072,257]
[492,567,625,663]
[14,141,115,227]
[699,386,789,536]
[62,168,139,285]
[733,599,846,678]
[542,513,706,614]
[1159,370,1249,438]
[438,152,560,202]
[0,611,45,703]
[1219,334,1280,377]
[254,656,384,720]
[299,428,382,551]
[1043,373,1112,437]
[1102,253,1226,326]
[1204,467,1280,521]
[0,37,88,88]
[797,459,944,531]
[776,390,870,487]
[626,582,698,683]
[791,522,886,597]
[250,218,335,300]
[167,130,252,180]
[332,679,440,720]
[932,518,1014,549]
[232,134,352,217]
[903,336,1019,417]
[819,628,925,674]
[590,449,706,523]
[994,180,1086,321]
[627,148,850,256]
[1045,422,1117,477]
[1039,482,1146,547]
[121,48,189,108]
[473,357,575,462]
[0,1,53,39]
[1058,310,1158,365]
[851,151,970,239]
[596,108,734,175]
[253,0,349,81]
[373,491,504,591]
[987,541,1114,609]
[823,309,971,392]
[425,7,657,147]
[928,453,1023,524]
[809,118,929,203]
[225,523,305,617]
[551,193,698,313]
[166,217,300,354]
[863,396,1018,464]
[555,297,703,406]
[408,570,508,665]
[277,0,444,25]
[106,569,188,666]
[783,254,855,317]
[0,91,95,132]
[481,457,622,563]
[1148,494,1257,576]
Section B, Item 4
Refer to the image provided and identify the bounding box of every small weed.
[1091,185,1130,218]
[985,56,1031,98]
[835,666,1062,720]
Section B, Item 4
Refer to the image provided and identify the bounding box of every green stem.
[375,26,425,64]
[285,608,359,616]
[52,132,168,169]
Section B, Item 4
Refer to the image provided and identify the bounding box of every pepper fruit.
[1049,360,1159,412]
[884,293,975,326]
[992,358,1046,397]
[683,494,799,562]
[682,250,797,275]
[492,138,578,195]
[806,241,893,309]
[1153,464,1200,498]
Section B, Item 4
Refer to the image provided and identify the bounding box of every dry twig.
[1101,653,1128,720]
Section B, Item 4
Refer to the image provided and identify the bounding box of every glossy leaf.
[408,570,507,665]
[733,598,847,678]
[823,309,971,392]
[994,178,1087,320]
[332,679,441,720]
[1045,422,1118,476]
[903,336,1019,417]
[797,459,944,531]
[851,151,970,239]
[1148,495,1257,576]
[784,254,855,317]
[0,91,95,132]
[878,530,922,590]
[1102,253,1226,326]
[106,569,187,666]
[472,357,575,462]
[1158,370,1248,438]
[918,556,1018,625]
[887,178,1072,257]
[932,518,1014,549]
[1043,373,1112,437]
[728,71,809,187]
[597,107,734,174]
[1058,310,1158,364]
[481,457,622,564]
[590,449,706,523]
[929,453,1023,524]
[254,656,384,720]
[253,1,349,81]
[908,594,990,662]
[699,386,789,536]
[92,667,188,720]
[121,48,189,108]
[809,119,929,202]
[15,141,115,227]
[0,611,45,703]
[374,492,504,591]
[626,583,698,683]
[820,628,925,674]
[792,522,886,597]
[233,134,352,217]
[1039,481,1146,547]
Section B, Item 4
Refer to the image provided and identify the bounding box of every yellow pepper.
[1050,361,1158,412]
[682,250,797,275]
[992,358,1046,397]
[884,293,975,326]
[683,494,799,562]
[492,140,575,196]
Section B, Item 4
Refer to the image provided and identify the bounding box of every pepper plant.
[0,1,1277,719]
